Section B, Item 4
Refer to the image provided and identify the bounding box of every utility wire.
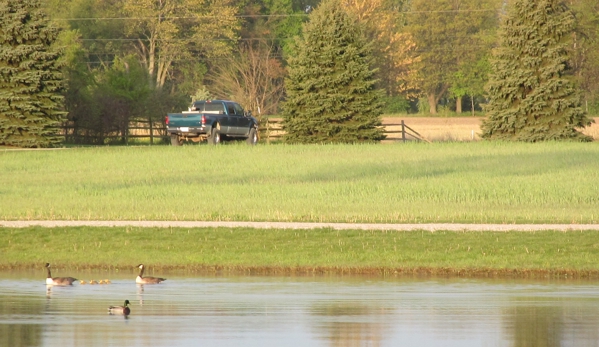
[77,37,494,43]
[75,44,495,65]
[54,9,500,21]
[79,38,292,42]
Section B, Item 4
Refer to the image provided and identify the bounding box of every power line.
[55,14,306,21]
[75,44,495,65]
[79,37,293,42]
[75,36,493,43]
[408,9,499,14]
[54,9,500,21]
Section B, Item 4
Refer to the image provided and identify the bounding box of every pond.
[1,270,599,347]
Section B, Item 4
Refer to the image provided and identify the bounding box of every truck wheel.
[208,127,221,145]
[246,128,258,145]
[170,134,181,146]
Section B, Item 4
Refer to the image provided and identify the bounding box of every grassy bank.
[2,227,599,277]
[1,142,599,224]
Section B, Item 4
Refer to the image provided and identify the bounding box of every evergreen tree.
[481,0,593,141]
[0,0,65,147]
[282,0,385,143]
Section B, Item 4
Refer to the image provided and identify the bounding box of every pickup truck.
[166,100,259,145]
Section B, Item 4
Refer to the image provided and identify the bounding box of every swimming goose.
[135,264,166,284]
[89,280,98,285]
[108,300,131,315]
[45,263,77,286]
[80,280,87,285]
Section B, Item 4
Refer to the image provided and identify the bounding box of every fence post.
[401,120,406,143]
[149,117,154,145]
[265,118,270,144]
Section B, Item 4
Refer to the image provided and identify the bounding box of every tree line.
[1,0,597,146]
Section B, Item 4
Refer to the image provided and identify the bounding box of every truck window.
[233,103,244,115]
[204,102,225,114]
[226,103,236,115]
[192,101,204,111]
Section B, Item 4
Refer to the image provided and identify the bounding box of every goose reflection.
[136,284,144,305]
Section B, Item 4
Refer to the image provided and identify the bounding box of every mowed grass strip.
[1,142,599,223]
[2,227,599,277]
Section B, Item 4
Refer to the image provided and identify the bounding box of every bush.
[382,96,410,114]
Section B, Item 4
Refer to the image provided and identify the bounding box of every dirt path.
[2,220,599,231]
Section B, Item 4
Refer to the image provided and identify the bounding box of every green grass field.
[2,226,599,277]
[1,142,598,223]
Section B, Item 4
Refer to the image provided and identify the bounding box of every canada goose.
[135,264,166,284]
[80,280,87,285]
[45,263,77,286]
[99,280,105,284]
[108,300,131,315]
[89,280,98,285]
[104,279,111,284]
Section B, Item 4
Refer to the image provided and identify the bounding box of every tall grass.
[1,142,598,223]
[2,227,599,276]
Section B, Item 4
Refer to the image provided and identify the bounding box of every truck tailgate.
[167,113,203,127]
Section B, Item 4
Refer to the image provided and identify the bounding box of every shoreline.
[3,220,599,231]
[2,263,598,280]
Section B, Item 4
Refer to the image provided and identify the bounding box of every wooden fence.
[260,118,429,143]
[61,119,167,145]
[61,118,428,144]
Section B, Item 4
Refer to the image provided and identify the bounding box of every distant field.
[385,117,599,142]
[1,142,598,223]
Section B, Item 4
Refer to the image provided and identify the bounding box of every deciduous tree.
[122,0,240,90]
[204,0,304,114]
[207,41,285,116]
[344,0,416,99]
[405,0,500,114]
[570,0,599,115]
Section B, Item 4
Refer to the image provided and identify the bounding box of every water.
[1,270,599,347]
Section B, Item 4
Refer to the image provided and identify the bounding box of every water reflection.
[1,273,599,347]
[505,305,563,347]
[312,304,387,347]
[0,293,43,347]
[136,284,144,305]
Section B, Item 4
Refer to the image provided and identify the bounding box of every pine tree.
[481,0,593,142]
[0,0,65,147]
[282,0,385,143]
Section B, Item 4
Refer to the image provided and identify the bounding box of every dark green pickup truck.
[166,100,259,145]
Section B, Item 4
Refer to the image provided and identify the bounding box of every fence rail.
[60,117,428,144]
[382,119,430,143]
[259,118,429,143]
[60,119,167,145]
